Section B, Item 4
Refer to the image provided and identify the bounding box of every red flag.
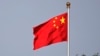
[33,12,68,50]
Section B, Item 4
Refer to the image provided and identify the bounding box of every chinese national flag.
[33,12,68,50]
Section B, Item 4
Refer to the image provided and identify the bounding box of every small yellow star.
[55,17,57,19]
[60,17,65,24]
[53,20,55,23]
[53,24,56,27]
[56,26,59,29]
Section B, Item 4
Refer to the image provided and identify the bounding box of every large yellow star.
[60,17,65,24]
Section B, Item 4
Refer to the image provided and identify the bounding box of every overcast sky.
[0,0,100,56]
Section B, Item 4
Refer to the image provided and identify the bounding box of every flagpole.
[66,2,70,56]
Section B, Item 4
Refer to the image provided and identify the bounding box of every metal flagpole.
[66,2,71,56]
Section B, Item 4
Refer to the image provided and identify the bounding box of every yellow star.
[53,20,55,23]
[56,26,59,29]
[55,17,57,19]
[53,24,56,27]
[60,17,65,24]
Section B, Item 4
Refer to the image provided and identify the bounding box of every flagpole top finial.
[66,2,71,8]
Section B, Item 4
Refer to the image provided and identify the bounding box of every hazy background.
[0,0,100,56]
